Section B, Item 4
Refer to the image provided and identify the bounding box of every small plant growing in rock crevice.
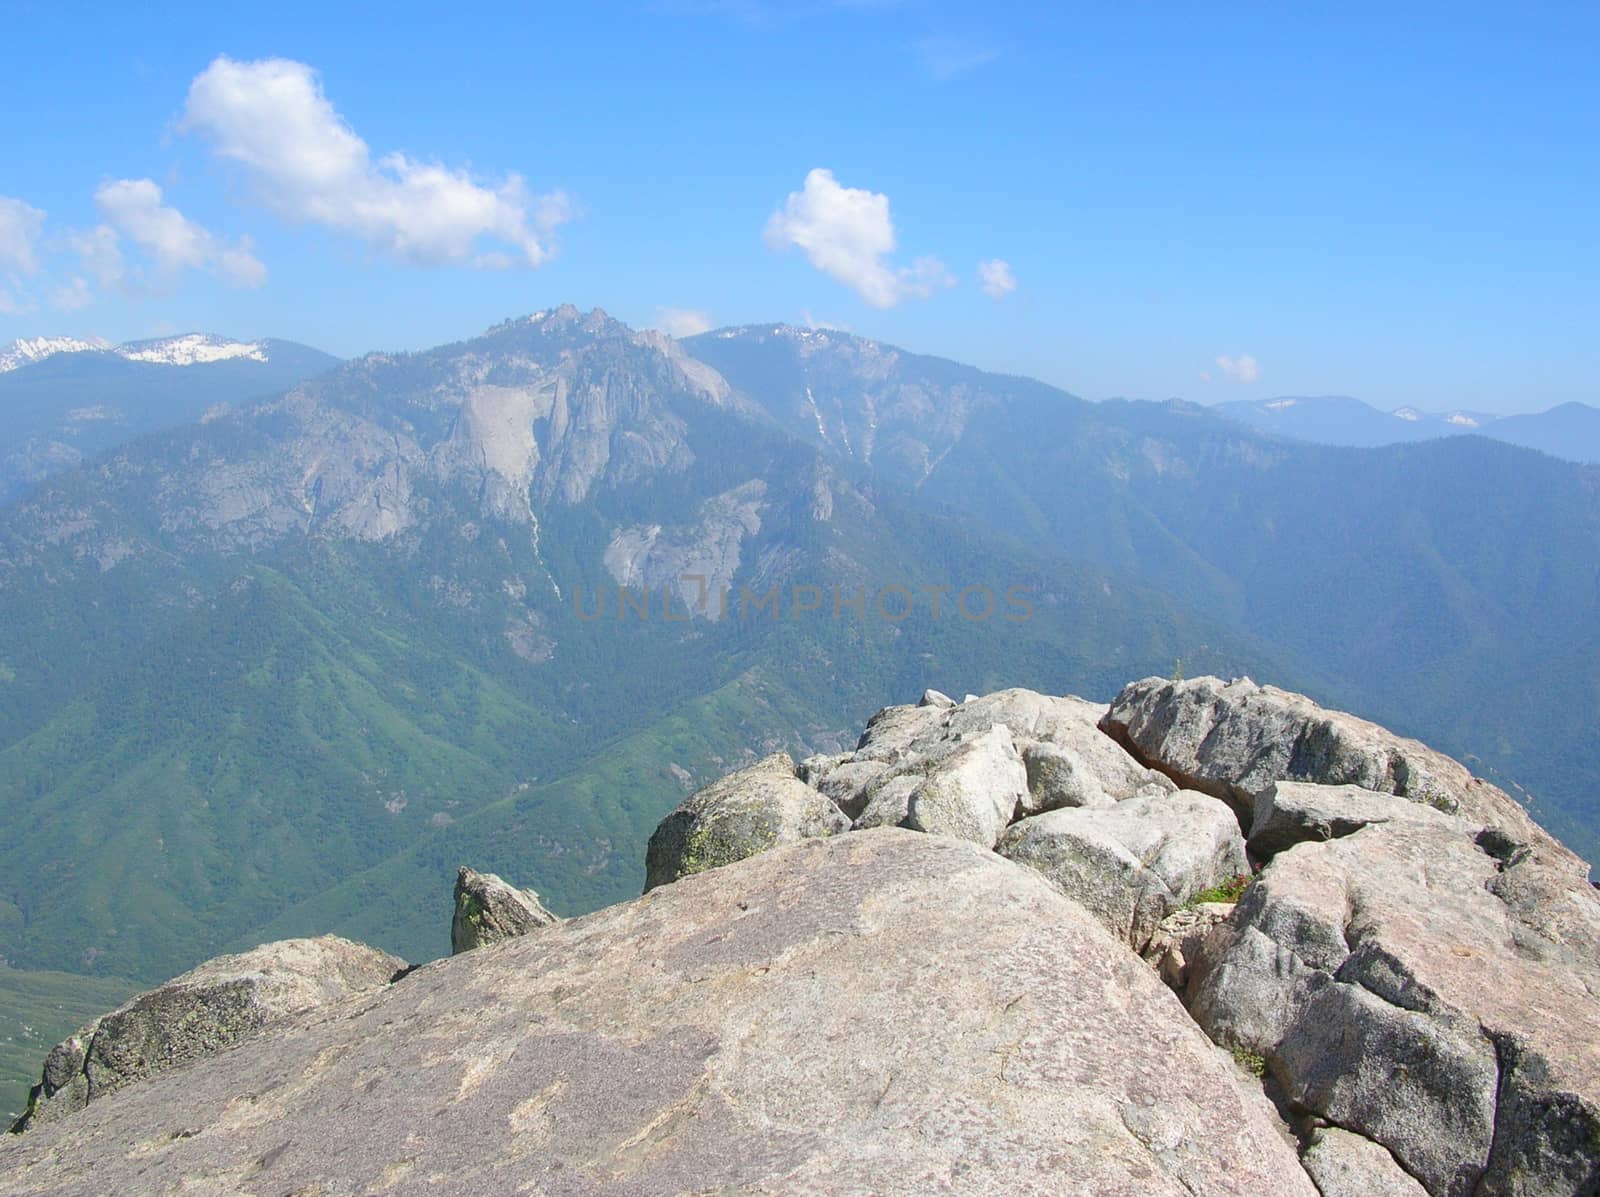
[1230,1045,1267,1078]
[1188,872,1252,907]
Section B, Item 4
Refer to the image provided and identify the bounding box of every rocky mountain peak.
[6,677,1594,1195]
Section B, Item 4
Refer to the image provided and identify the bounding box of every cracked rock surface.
[0,832,1313,1196]
[8,678,1596,1197]
[10,936,405,1133]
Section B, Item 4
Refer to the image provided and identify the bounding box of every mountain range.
[0,306,1595,1120]
[1216,393,1600,462]
[0,335,340,502]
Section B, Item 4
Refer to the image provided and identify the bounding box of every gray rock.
[0,832,1316,1196]
[1019,738,1115,813]
[13,936,404,1131]
[849,699,952,764]
[1187,816,1600,1196]
[832,687,1169,840]
[917,687,954,708]
[1301,1127,1430,1197]
[1141,901,1236,991]
[797,753,888,820]
[1249,780,1471,857]
[997,790,1249,949]
[956,690,1175,801]
[902,724,1028,847]
[643,752,848,890]
[1100,677,1578,874]
[851,770,921,830]
[451,866,559,954]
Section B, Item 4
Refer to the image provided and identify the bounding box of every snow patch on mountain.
[0,336,111,372]
[0,332,269,373]
[115,334,268,366]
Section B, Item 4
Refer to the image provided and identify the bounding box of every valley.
[0,308,1595,1123]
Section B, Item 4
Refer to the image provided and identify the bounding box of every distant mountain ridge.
[691,324,1600,866]
[0,335,340,501]
[1216,393,1600,463]
[0,332,275,372]
[1,306,1597,1121]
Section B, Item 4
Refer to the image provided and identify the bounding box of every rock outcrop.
[631,679,1599,1196]
[451,866,559,953]
[1187,808,1600,1196]
[997,791,1247,948]
[0,832,1313,1196]
[11,936,405,1132]
[1099,676,1567,858]
[7,677,1596,1197]
[643,752,849,890]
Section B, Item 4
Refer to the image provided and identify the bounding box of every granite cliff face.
[5,677,1595,1195]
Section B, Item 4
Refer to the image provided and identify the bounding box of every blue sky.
[1,1,1595,413]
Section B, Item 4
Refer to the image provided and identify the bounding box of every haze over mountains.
[1216,393,1600,462]
[0,335,340,502]
[0,306,1596,1120]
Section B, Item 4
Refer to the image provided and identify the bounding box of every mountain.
[2,307,1598,1123]
[1215,393,1600,464]
[1482,400,1600,463]
[1214,394,1491,447]
[0,337,341,501]
[0,337,112,373]
[690,326,1600,862]
[0,306,1279,993]
[0,332,282,373]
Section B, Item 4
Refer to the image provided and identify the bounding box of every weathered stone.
[850,700,949,764]
[849,689,1165,797]
[13,936,405,1131]
[1187,816,1600,1197]
[997,790,1248,949]
[902,724,1027,847]
[1300,1127,1430,1197]
[797,753,888,820]
[1141,901,1236,991]
[643,752,848,890]
[1249,780,1470,857]
[451,866,559,954]
[0,833,1316,1196]
[955,690,1174,800]
[917,687,954,708]
[1019,738,1115,813]
[851,770,921,830]
[1101,678,1581,875]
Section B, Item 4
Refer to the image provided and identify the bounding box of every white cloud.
[182,56,572,269]
[1214,354,1261,384]
[913,36,1000,81]
[69,224,125,288]
[0,196,46,275]
[656,307,712,338]
[977,258,1016,300]
[764,168,953,308]
[91,178,266,289]
[51,277,93,311]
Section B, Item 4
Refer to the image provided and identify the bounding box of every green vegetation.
[1230,1044,1268,1078]
[1189,873,1253,907]
[3,317,1594,1125]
